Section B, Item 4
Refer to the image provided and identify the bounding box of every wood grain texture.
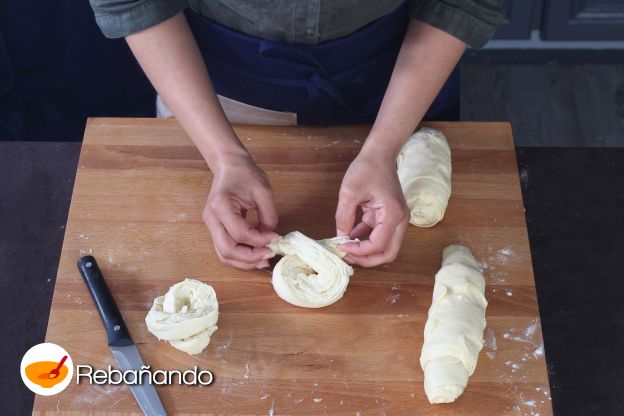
[33,118,552,415]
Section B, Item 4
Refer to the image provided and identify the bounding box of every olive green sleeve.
[88,0,189,39]
[409,0,504,49]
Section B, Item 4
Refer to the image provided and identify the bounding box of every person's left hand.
[335,153,410,267]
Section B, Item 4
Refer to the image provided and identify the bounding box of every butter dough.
[268,231,354,308]
[145,279,219,355]
[420,245,487,404]
[397,128,452,227]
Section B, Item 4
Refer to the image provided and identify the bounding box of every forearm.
[361,20,465,162]
[126,12,248,171]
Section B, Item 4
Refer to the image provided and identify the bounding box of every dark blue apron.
[186,3,459,125]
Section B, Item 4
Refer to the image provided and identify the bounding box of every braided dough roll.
[397,128,452,227]
[146,279,219,355]
[268,231,355,308]
[420,245,487,404]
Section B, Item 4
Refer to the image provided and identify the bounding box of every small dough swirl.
[268,231,355,308]
[145,279,219,355]
[420,245,487,404]
[397,128,452,227]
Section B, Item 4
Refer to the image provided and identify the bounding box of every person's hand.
[203,153,279,270]
[335,153,409,267]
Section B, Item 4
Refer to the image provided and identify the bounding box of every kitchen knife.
[77,256,166,416]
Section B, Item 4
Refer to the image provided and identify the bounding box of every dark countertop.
[1,143,622,416]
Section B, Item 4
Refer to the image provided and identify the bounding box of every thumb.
[335,192,358,237]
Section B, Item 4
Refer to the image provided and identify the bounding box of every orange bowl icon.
[25,359,69,388]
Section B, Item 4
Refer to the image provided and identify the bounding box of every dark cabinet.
[493,0,539,39]
[542,0,624,40]
[492,0,624,41]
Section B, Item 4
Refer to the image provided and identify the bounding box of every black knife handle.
[77,256,133,347]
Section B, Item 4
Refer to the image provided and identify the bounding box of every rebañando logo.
[21,342,214,396]
[20,343,74,396]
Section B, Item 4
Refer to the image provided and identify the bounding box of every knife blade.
[77,256,166,416]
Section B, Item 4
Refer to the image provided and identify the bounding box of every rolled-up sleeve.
[409,0,503,49]
[89,0,188,38]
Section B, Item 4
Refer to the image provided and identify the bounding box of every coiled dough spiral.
[397,128,452,227]
[145,279,219,355]
[268,231,355,308]
[420,245,487,404]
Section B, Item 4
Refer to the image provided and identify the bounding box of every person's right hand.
[202,153,279,270]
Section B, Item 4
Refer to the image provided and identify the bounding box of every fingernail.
[270,236,281,244]
[256,261,270,269]
[263,252,275,260]
[337,229,346,237]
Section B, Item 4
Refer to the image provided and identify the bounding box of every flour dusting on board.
[71,384,124,408]
[385,293,400,304]
[525,321,538,338]
[71,358,124,408]
[478,245,516,284]
[510,387,552,416]
[497,318,551,415]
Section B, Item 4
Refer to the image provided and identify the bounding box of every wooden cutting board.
[33,118,552,415]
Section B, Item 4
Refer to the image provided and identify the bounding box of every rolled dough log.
[268,231,355,308]
[420,245,487,404]
[397,128,452,227]
[145,279,219,355]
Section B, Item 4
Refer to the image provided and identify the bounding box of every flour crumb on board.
[484,327,497,359]
[168,212,187,223]
[260,392,269,400]
[533,341,545,358]
[268,399,275,416]
[524,399,537,407]
[215,336,233,366]
[385,293,400,304]
[313,397,323,403]
[321,140,342,148]
[525,321,538,337]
